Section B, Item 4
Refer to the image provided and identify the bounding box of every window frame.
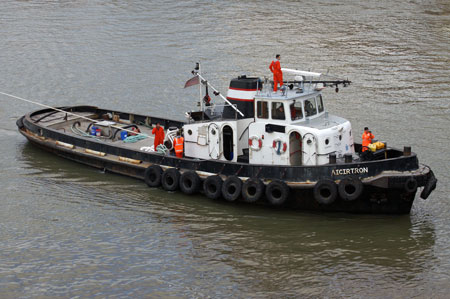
[290,100,304,121]
[317,95,324,113]
[271,101,286,120]
[256,100,269,119]
[304,98,318,117]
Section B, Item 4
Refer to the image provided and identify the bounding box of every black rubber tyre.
[144,165,163,187]
[203,175,223,200]
[179,171,201,195]
[404,177,418,194]
[161,168,180,191]
[338,177,363,201]
[242,178,265,203]
[420,171,437,199]
[265,180,289,206]
[221,176,242,202]
[16,116,25,129]
[314,179,338,205]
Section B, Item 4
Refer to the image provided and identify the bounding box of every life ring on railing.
[272,138,287,155]
[249,135,263,151]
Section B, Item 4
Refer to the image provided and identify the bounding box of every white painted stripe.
[226,89,256,100]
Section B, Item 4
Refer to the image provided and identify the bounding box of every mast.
[196,62,203,111]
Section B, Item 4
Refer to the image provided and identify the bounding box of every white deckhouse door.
[208,123,221,159]
[302,133,317,165]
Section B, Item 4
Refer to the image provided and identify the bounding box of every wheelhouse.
[255,93,325,124]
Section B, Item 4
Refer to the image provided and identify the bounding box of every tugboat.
[15,63,437,214]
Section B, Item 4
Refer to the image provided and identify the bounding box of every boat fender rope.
[156,144,169,154]
[124,133,148,143]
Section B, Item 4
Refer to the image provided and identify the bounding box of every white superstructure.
[183,67,354,166]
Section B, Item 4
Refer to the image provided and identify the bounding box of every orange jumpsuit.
[362,131,375,152]
[269,60,283,92]
[174,136,184,158]
[152,126,165,149]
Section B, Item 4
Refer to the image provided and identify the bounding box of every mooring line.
[0,91,149,138]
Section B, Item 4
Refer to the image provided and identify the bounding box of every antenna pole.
[198,62,203,112]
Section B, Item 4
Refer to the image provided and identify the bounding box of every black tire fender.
[314,179,338,205]
[144,165,163,187]
[420,171,437,199]
[404,177,418,193]
[161,168,180,191]
[179,170,201,195]
[338,177,363,201]
[242,178,265,203]
[221,176,242,202]
[16,116,25,129]
[203,175,223,200]
[265,180,289,206]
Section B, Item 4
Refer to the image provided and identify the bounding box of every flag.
[184,75,200,88]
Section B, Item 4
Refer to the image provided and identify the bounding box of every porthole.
[325,138,329,145]
[339,135,342,141]
[211,129,216,135]
[188,129,192,135]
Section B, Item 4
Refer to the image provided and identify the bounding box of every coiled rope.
[123,134,148,143]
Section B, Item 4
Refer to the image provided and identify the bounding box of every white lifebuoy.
[248,135,263,151]
[272,138,287,155]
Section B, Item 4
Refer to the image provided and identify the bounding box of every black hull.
[17,106,437,214]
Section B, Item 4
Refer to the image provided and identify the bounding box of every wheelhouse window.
[317,95,324,113]
[290,101,303,121]
[271,102,285,120]
[257,101,268,119]
[304,98,317,117]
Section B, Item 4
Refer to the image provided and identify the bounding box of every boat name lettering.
[332,167,368,176]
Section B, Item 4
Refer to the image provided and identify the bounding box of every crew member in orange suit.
[152,122,165,149]
[362,127,375,152]
[269,54,283,92]
[173,131,184,158]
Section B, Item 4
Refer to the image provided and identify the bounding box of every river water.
[0,0,449,297]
